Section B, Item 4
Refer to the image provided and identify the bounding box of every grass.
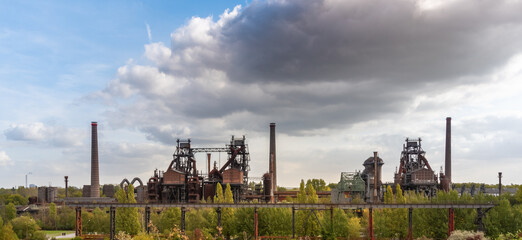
[42,230,75,238]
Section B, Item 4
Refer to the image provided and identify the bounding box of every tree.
[297,180,306,203]
[5,203,16,221]
[11,216,45,240]
[0,221,19,240]
[214,183,224,203]
[49,202,57,230]
[296,181,320,236]
[115,184,141,235]
[515,185,522,204]
[222,184,236,238]
[57,206,75,230]
[155,208,180,234]
[5,194,28,206]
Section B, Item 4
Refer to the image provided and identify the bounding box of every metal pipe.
[445,117,452,191]
[90,122,100,198]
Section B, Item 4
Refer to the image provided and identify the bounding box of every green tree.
[234,207,254,239]
[155,208,180,234]
[5,203,16,221]
[0,222,20,240]
[115,185,141,235]
[49,202,57,230]
[57,206,75,230]
[222,184,236,238]
[214,183,224,203]
[296,181,320,237]
[515,185,522,204]
[321,208,350,237]
[5,194,28,205]
[83,208,109,234]
[259,208,292,236]
[11,216,45,240]
[297,180,306,203]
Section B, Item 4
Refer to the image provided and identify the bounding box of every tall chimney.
[269,123,277,194]
[373,151,378,203]
[64,176,68,198]
[498,172,502,196]
[207,153,211,176]
[90,122,100,198]
[445,117,452,191]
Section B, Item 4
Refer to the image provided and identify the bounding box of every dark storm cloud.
[219,0,522,84]
[101,0,522,139]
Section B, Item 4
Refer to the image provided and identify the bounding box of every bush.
[448,230,489,240]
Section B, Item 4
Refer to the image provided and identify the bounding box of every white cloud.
[4,122,84,147]
[0,151,13,166]
[146,23,152,42]
[92,0,522,185]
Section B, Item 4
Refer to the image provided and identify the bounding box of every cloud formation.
[99,0,522,143]
[87,0,522,185]
[0,151,13,166]
[4,122,84,147]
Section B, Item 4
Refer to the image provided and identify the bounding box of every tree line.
[2,181,522,239]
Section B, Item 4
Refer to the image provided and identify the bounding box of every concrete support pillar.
[181,207,186,233]
[407,208,413,240]
[477,208,485,232]
[330,206,334,233]
[254,207,258,240]
[75,207,82,237]
[110,207,116,240]
[145,206,151,233]
[448,208,455,237]
[292,207,295,238]
[217,207,222,229]
[369,208,374,240]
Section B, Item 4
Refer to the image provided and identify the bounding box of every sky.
[1,0,522,189]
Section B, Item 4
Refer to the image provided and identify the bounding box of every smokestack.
[207,153,211,176]
[90,122,100,198]
[64,176,68,198]
[269,123,277,194]
[373,152,378,203]
[498,172,502,196]
[445,117,452,191]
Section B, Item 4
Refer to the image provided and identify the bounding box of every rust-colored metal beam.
[369,208,374,240]
[110,207,115,240]
[407,208,413,240]
[75,207,82,237]
[448,208,455,237]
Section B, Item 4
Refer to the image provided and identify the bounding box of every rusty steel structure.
[361,154,384,202]
[145,135,264,203]
[394,138,438,197]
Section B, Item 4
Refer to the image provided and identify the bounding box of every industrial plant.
[38,117,508,205]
